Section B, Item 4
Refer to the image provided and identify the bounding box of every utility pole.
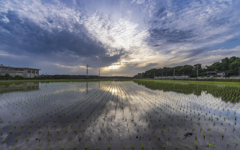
[86,64,89,78]
[162,71,163,77]
[154,73,155,78]
[173,69,175,76]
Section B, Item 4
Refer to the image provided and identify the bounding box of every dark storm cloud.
[149,28,194,43]
[154,7,167,19]
[207,16,230,28]
[0,11,102,56]
[169,48,208,62]
[184,48,208,58]
[0,10,123,67]
[147,0,240,53]
[142,63,158,69]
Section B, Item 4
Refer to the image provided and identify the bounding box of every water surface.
[0,80,239,150]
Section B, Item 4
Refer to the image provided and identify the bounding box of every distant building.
[216,72,226,77]
[206,71,217,77]
[0,64,40,78]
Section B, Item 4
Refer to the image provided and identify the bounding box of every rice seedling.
[78,136,82,141]
[175,143,179,149]
[235,140,238,145]
[227,141,231,147]
[15,136,19,142]
[193,141,198,148]
[207,142,216,148]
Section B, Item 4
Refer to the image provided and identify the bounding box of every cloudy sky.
[0,0,240,76]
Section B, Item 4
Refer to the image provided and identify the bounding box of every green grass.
[134,79,240,85]
[134,79,240,103]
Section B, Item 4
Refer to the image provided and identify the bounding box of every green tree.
[207,62,221,71]
[221,61,228,70]
[4,73,11,78]
[221,57,229,70]
[229,58,240,72]
[222,57,229,63]
[14,75,24,80]
[229,56,238,64]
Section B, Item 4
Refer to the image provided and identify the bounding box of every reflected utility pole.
[86,64,89,78]
[86,82,88,94]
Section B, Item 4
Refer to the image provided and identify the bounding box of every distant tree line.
[0,74,100,80]
[133,56,240,78]
[0,73,24,80]
[0,74,132,80]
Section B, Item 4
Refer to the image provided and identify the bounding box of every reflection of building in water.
[0,82,39,94]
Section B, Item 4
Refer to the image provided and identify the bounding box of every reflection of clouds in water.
[1,81,240,149]
[39,82,88,94]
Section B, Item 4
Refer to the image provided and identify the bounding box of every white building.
[217,72,226,77]
[0,64,40,78]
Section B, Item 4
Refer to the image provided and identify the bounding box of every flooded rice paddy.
[0,80,240,150]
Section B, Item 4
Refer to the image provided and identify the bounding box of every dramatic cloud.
[0,0,240,76]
